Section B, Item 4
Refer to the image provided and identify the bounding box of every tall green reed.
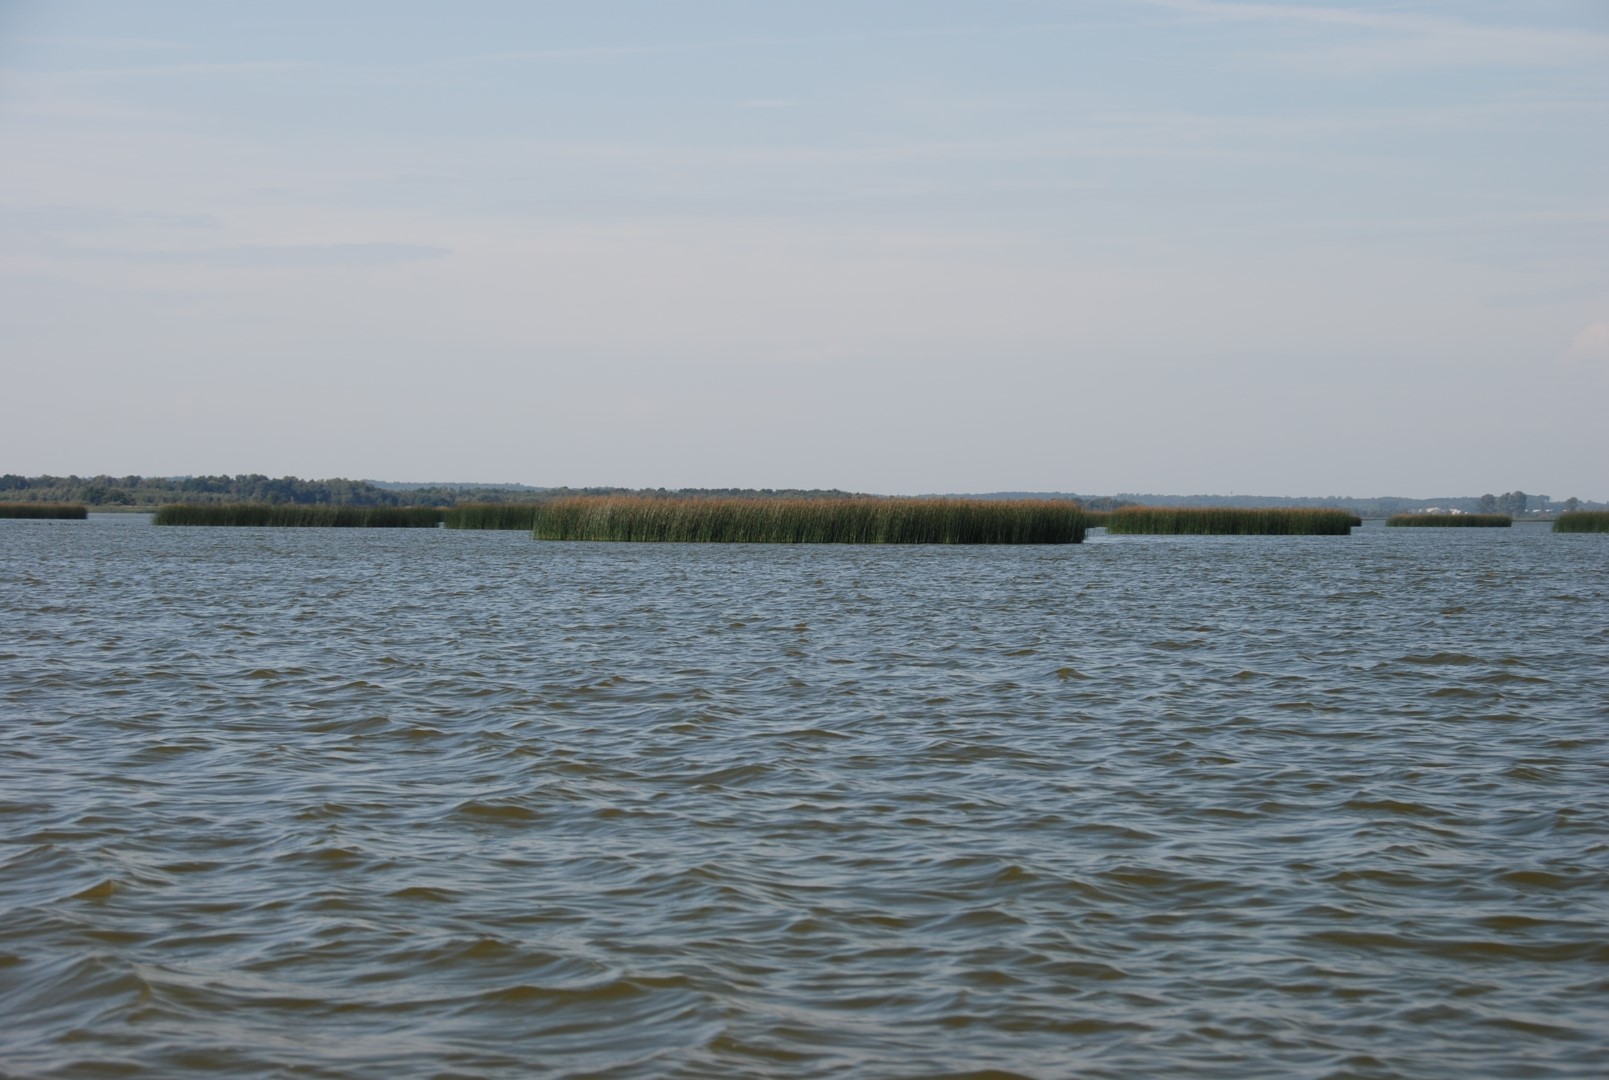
[0,502,88,519]
[531,496,1086,544]
[1104,507,1358,535]
[153,504,443,527]
[1386,513,1511,527]
[1553,511,1609,533]
[442,503,541,530]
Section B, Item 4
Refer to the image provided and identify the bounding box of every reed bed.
[153,504,443,528]
[1105,507,1359,535]
[442,503,541,530]
[1387,513,1511,528]
[531,496,1086,544]
[1553,511,1609,533]
[0,502,88,519]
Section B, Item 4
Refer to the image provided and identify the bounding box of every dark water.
[2,516,1606,1078]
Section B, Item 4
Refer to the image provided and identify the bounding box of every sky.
[1,1,1605,498]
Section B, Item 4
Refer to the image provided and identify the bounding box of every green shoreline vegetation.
[442,503,541,530]
[1553,511,1609,533]
[9,474,1604,538]
[0,474,871,511]
[531,495,1087,544]
[5,474,1604,522]
[1387,513,1511,527]
[0,502,88,519]
[1104,507,1359,535]
[153,504,444,528]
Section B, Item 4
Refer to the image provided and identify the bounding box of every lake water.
[2,516,1605,1078]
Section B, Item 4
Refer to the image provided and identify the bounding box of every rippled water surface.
[2,516,1606,1078]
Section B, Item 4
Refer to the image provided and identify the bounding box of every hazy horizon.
[5,469,1595,506]
[3,2,1605,499]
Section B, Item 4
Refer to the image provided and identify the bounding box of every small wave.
[454,799,541,822]
[479,971,693,1007]
[1305,928,1608,963]
[1342,796,1446,818]
[387,885,459,902]
[274,846,369,870]
[1497,868,1601,892]
[930,907,1029,931]
[69,878,122,901]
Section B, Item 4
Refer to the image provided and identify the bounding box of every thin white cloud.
[1561,321,1609,367]
[1134,0,1609,70]
[0,204,219,232]
[136,242,449,268]
[1485,281,1609,310]
[13,237,449,268]
[430,37,787,68]
[0,35,190,52]
[430,18,1131,71]
[407,92,1606,180]
[31,59,307,81]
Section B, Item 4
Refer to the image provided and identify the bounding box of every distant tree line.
[1062,495,1134,511]
[0,475,876,509]
[0,474,450,508]
[1114,492,1605,517]
[2,474,1600,513]
[1471,491,1588,516]
[1477,492,1522,515]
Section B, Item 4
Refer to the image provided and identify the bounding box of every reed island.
[153,505,443,528]
[107,488,1609,540]
[146,495,1088,543]
[1387,513,1511,527]
[0,503,88,519]
[530,496,1087,544]
[1101,507,1360,535]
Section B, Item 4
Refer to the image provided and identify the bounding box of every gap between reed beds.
[442,503,541,530]
[153,504,444,527]
[1104,507,1360,535]
[1553,511,1609,533]
[1387,513,1511,527]
[532,496,1087,544]
[0,502,88,519]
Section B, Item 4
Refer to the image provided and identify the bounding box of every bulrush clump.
[153,504,443,527]
[1553,511,1609,533]
[531,496,1087,544]
[442,503,542,530]
[0,502,89,519]
[1104,507,1359,535]
[1387,514,1511,528]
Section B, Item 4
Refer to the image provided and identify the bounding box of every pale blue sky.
[2,1,1605,496]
